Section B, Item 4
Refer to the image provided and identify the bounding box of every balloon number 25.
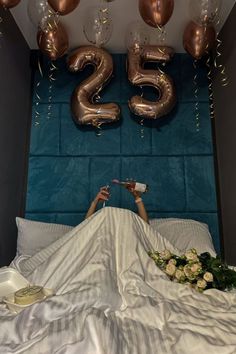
[128,45,176,119]
[68,45,176,128]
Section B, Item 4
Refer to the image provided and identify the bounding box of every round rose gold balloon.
[0,0,20,8]
[139,0,174,28]
[68,46,120,127]
[183,21,216,60]
[37,22,69,61]
[128,45,176,119]
[48,0,80,15]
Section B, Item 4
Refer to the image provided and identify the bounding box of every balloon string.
[138,86,144,138]
[140,85,144,98]
[140,118,144,139]
[156,29,167,74]
[193,59,200,132]
[47,61,58,119]
[94,94,101,102]
[34,58,44,126]
[43,12,59,120]
[214,37,229,87]
[213,14,228,87]
[157,25,167,67]
[44,12,59,57]
[206,54,215,120]
[99,0,109,25]
[94,121,102,137]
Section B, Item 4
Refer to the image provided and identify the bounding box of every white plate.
[3,288,54,313]
[0,268,29,300]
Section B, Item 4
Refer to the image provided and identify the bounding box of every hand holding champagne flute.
[85,185,110,219]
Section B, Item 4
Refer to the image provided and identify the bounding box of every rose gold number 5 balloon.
[68,46,120,128]
[128,45,176,119]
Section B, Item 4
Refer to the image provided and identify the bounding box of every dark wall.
[0,8,32,266]
[212,4,236,265]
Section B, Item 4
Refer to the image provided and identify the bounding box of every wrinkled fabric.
[1,207,236,354]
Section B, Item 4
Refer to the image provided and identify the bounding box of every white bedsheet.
[1,207,236,354]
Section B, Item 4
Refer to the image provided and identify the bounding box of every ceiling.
[11,0,236,53]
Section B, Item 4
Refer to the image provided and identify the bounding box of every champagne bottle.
[112,179,148,193]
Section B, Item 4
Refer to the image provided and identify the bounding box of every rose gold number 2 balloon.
[127,45,176,119]
[68,46,120,127]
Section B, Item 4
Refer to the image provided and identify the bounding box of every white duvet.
[1,207,236,354]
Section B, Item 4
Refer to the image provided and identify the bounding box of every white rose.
[190,263,202,274]
[165,263,176,276]
[197,278,207,289]
[175,269,186,282]
[203,272,214,282]
[185,250,199,262]
[183,265,195,280]
[160,250,172,261]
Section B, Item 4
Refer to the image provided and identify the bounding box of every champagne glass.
[102,184,110,208]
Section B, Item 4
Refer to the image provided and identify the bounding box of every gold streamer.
[93,94,101,103]
[206,54,215,120]
[157,25,167,69]
[34,58,44,126]
[99,0,111,28]
[213,9,228,88]
[193,59,200,132]
[47,61,58,119]
[45,12,59,120]
[214,37,229,87]
[140,118,144,139]
[139,86,144,139]
[93,106,103,137]
[94,120,103,137]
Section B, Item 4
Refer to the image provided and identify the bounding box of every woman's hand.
[85,186,110,219]
[125,185,149,224]
[126,187,141,201]
[94,186,110,204]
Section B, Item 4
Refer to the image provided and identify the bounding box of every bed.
[1,207,236,353]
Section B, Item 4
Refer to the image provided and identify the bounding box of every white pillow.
[149,218,216,256]
[16,217,73,256]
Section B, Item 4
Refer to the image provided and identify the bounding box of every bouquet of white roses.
[148,249,236,292]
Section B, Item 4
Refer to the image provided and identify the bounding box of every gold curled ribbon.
[214,37,229,87]
[139,118,144,139]
[34,58,44,126]
[47,61,58,119]
[213,12,229,87]
[157,25,167,68]
[44,12,59,120]
[138,86,144,138]
[206,54,215,120]
[93,94,101,103]
[99,0,109,25]
[158,25,166,45]
[93,119,103,136]
[193,59,200,132]
[44,10,59,57]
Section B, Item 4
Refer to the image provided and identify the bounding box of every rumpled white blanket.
[1,207,236,354]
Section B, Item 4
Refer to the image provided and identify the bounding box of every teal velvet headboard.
[26,52,219,252]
